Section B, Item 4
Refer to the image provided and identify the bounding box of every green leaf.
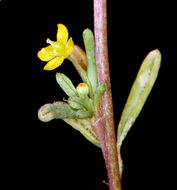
[63,118,100,147]
[83,29,98,94]
[117,49,161,148]
[68,99,85,110]
[56,73,78,97]
[69,96,93,111]
[38,101,92,122]
[38,101,99,147]
[94,84,107,109]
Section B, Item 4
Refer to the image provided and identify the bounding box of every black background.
[1,0,175,190]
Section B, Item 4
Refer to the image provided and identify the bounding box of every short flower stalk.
[36,1,161,190]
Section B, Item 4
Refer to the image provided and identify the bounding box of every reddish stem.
[93,0,122,190]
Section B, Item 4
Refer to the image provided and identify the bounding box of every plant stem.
[93,0,122,190]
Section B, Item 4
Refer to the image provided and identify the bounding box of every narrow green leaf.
[38,101,92,121]
[63,118,100,147]
[68,99,85,110]
[69,96,93,111]
[38,102,99,147]
[94,84,107,109]
[56,73,78,97]
[83,29,98,94]
[117,49,161,147]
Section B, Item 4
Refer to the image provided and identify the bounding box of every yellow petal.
[65,37,74,57]
[57,24,68,44]
[37,45,58,61]
[44,56,65,70]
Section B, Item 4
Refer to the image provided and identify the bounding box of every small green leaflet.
[56,73,78,97]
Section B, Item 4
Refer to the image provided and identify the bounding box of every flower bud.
[76,83,89,96]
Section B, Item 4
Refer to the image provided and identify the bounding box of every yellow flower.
[37,24,74,70]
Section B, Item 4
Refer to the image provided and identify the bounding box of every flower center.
[46,38,65,53]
